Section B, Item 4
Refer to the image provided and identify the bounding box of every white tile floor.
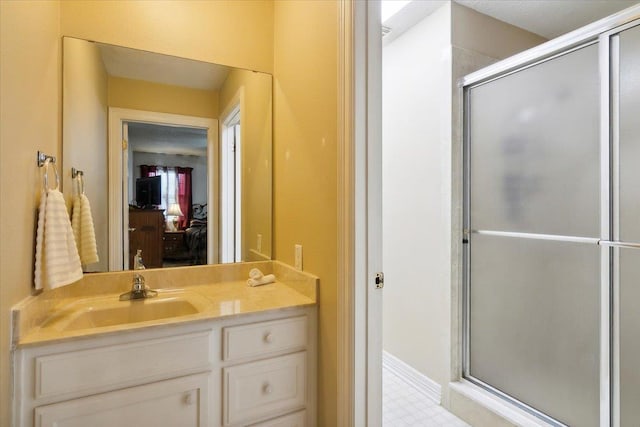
[383,365,471,427]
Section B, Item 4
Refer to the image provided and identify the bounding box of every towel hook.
[72,168,85,195]
[71,167,83,178]
[37,151,56,167]
[37,151,59,191]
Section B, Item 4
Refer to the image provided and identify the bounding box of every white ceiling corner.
[455,0,640,39]
[383,0,640,43]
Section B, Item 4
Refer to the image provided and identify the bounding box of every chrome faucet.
[119,250,158,301]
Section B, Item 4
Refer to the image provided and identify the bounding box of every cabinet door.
[223,352,306,426]
[129,210,164,268]
[35,374,209,427]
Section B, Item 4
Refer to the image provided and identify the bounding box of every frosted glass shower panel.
[618,24,640,426]
[469,235,600,427]
[468,44,600,237]
[619,249,640,426]
[619,24,640,243]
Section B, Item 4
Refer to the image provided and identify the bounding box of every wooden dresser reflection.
[128,209,164,268]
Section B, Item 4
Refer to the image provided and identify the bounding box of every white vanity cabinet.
[222,316,309,426]
[13,307,317,427]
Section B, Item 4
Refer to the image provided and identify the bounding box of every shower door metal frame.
[460,6,640,426]
[598,18,640,426]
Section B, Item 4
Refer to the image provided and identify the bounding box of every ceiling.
[128,122,208,157]
[383,0,639,41]
[97,44,217,156]
[98,43,230,91]
[457,0,639,39]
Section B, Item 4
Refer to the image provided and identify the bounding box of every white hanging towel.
[71,193,99,266]
[35,188,83,290]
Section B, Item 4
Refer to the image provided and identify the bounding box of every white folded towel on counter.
[71,194,99,266]
[35,189,83,290]
[249,268,264,280]
[247,274,276,287]
[247,268,275,286]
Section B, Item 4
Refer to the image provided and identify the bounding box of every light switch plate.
[257,234,262,253]
[294,244,303,270]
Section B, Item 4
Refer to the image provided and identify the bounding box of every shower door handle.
[599,241,640,249]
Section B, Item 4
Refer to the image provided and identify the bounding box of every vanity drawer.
[35,373,209,427]
[248,410,306,427]
[223,352,306,426]
[34,331,211,400]
[223,316,307,361]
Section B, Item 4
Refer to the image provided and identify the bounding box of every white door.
[353,1,383,425]
[221,113,241,263]
[122,122,130,269]
[366,0,383,422]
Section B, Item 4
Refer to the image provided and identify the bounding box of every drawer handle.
[263,332,273,343]
[184,392,194,405]
[262,383,273,395]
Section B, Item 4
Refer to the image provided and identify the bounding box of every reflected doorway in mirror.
[110,109,218,270]
[221,99,242,263]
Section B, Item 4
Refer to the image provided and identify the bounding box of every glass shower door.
[466,42,602,426]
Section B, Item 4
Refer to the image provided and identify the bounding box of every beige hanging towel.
[35,188,83,290]
[71,193,99,266]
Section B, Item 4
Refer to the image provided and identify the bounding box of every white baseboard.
[383,351,442,404]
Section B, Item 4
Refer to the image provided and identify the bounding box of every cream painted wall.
[62,37,109,272]
[382,1,546,405]
[219,69,273,260]
[382,2,453,385]
[60,0,274,74]
[0,2,61,426]
[108,76,219,118]
[273,1,338,425]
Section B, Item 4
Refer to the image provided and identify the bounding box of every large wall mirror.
[62,37,272,272]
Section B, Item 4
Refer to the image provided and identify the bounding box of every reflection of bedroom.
[127,122,208,267]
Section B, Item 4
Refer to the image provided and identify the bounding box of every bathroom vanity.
[11,261,317,427]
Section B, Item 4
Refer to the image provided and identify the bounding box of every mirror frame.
[62,37,274,271]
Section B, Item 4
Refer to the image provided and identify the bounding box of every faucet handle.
[134,249,146,270]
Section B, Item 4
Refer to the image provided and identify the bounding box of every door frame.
[337,1,382,425]
[108,108,218,270]
[219,88,244,263]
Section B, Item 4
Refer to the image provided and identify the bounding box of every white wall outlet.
[257,234,262,253]
[294,244,303,271]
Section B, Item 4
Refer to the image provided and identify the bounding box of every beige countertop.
[13,261,317,347]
